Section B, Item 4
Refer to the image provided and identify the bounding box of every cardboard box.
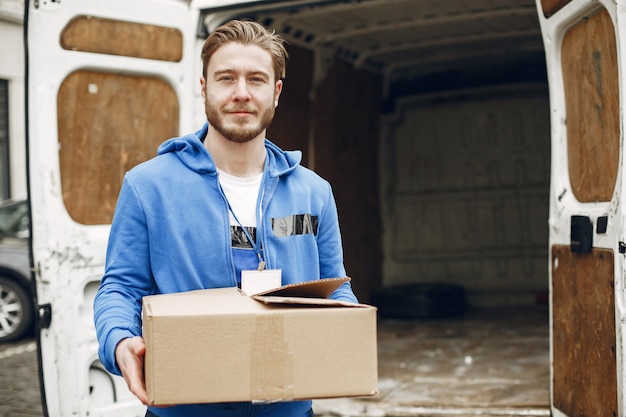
[143,278,378,406]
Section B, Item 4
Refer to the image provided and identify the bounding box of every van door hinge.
[619,242,626,254]
[38,304,52,329]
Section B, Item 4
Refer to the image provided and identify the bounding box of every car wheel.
[0,276,34,342]
[371,282,466,319]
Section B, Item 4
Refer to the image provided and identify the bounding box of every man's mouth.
[228,108,254,115]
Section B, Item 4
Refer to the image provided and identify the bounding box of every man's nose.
[233,79,251,100]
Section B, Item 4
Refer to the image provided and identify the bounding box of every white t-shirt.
[217,169,264,283]
[217,169,262,228]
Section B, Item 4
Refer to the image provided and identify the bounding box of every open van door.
[25,0,198,415]
[536,0,623,415]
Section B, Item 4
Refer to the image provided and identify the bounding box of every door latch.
[38,304,52,329]
[570,215,593,253]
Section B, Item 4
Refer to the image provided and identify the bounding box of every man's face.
[201,42,283,143]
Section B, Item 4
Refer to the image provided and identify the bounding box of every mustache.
[226,106,256,113]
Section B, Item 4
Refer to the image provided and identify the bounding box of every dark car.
[0,199,33,342]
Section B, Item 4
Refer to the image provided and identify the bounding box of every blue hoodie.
[94,123,357,417]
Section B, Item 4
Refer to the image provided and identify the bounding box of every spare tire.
[371,282,466,319]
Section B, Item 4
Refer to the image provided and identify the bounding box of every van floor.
[313,305,550,417]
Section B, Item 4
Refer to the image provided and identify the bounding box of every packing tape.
[251,313,295,401]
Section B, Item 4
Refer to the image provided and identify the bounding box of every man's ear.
[200,76,207,98]
[274,79,283,108]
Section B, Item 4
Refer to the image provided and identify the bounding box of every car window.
[0,201,29,238]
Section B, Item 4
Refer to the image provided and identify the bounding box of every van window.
[0,199,28,238]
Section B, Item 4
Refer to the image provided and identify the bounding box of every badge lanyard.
[226,200,266,271]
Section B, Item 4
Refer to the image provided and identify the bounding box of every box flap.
[143,278,364,314]
[252,295,372,308]
[255,277,350,298]
[251,277,372,308]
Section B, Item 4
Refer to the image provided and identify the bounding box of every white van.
[25,0,625,416]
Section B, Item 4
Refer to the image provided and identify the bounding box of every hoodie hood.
[157,122,302,177]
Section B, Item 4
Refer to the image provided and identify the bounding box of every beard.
[205,102,275,143]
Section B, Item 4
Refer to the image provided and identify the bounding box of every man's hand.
[115,336,148,405]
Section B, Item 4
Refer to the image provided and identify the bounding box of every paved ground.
[0,305,550,417]
[0,338,43,417]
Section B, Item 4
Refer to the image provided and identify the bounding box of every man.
[93,19,357,417]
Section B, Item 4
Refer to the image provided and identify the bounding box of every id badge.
[241,269,282,295]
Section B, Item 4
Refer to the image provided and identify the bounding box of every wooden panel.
[562,9,619,202]
[381,87,550,305]
[552,245,617,416]
[540,0,573,18]
[270,45,384,301]
[58,70,179,225]
[270,45,313,166]
[60,16,182,62]
[313,59,383,302]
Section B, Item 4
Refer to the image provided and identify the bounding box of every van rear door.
[536,1,623,415]
[25,0,197,415]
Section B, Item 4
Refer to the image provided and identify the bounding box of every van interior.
[208,0,552,414]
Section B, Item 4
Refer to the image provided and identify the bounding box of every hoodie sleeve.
[93,175,156,375]
[317,183,358,304]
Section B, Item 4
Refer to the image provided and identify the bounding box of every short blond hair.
[201,20,288,81]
